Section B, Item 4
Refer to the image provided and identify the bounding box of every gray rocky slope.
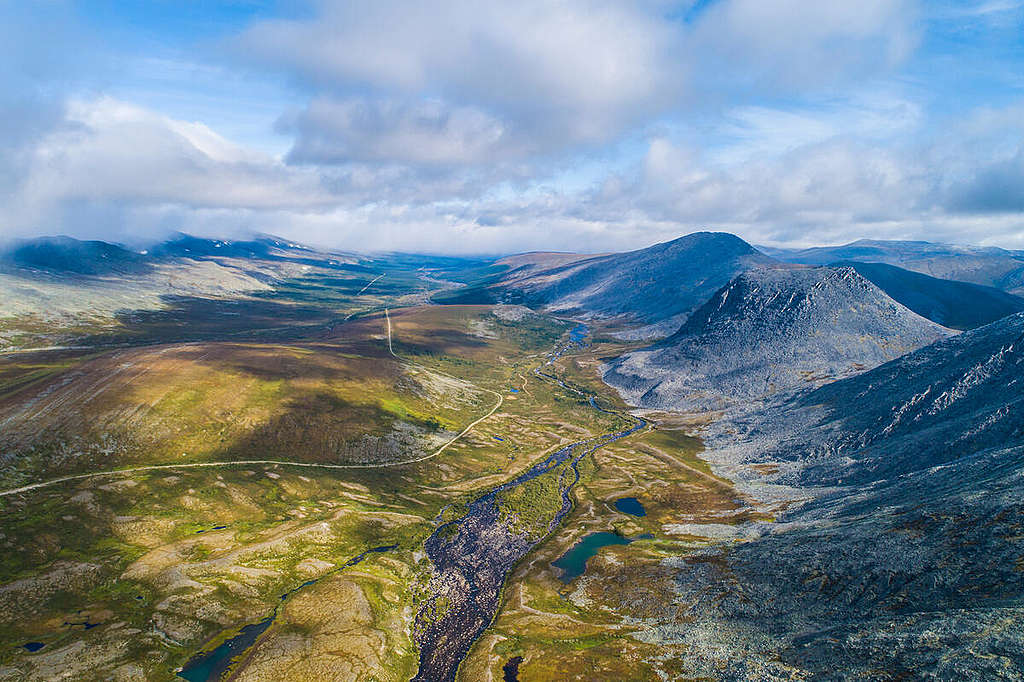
[604,266,952,412]
[439,232,780,329]
[838,260,1024,330]
[636,313,1024,680]
[763,237,1024,293]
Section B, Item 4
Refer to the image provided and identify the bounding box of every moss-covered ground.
[459,338,750,682]
[0,302,671,681]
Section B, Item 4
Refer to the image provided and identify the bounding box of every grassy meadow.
[0,301,671,681]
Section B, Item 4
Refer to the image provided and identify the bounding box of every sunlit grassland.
[0,465,436,680]
[0,304,627,680]
[0,330,492,487]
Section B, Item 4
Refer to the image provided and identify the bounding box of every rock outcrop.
[604,266,951,412]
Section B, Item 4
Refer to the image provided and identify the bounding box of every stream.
[177,323,643,682]
[178,544,397,680]
[411,324,645,682]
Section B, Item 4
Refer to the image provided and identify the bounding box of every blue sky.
[1,0,1023,254]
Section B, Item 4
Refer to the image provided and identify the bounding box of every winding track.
[0,308,503,498]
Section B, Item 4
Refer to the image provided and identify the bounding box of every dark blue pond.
[23,642,44,652]
[63,620,100,630]
[503,655,524,681]
[614,497,646,517]
[568,324,589,343]
[344,544,396,567]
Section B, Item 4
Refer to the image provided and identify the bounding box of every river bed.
[411,325,645,681]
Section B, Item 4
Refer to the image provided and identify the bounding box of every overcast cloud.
[0,0,1022,253]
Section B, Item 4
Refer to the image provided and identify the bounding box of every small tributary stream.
[178,545,396,681]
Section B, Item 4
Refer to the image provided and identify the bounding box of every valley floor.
[2,296,1020,681]
[0,304,733,681]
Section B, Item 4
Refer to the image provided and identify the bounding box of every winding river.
[177,323,643,682]
[411,325,645,681]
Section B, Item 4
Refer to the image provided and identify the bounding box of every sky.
[1,0,1023,255]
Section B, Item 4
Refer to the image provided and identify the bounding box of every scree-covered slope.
[604,266,951,411]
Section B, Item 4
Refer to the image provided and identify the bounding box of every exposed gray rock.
[605,267,951,412]
[647,313,1024,680]
[763,237,1024,293]
[709,311,1024,489]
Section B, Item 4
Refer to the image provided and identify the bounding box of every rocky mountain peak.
[605,266,953,412]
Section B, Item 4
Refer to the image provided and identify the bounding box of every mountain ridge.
[604,266,952,411]
[764,237,1024,293]
[439,231,782,327]
[834,259,1024,329]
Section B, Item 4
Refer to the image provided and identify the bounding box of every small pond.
[613,497,646,517]
[178,616,273,682]
[552,531,652,583]
[503,655,524,681]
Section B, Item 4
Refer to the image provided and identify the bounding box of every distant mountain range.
[0,234,366,351]
[0,233,356,274]
[604,266,951,411]
[835,260,1024,330]
[439,232,1024,333]
[4,230,1024,352]
[763,238,1024,294]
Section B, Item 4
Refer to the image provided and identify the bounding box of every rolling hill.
[438,232,781,330]
[0,234,414,351]
[0,236,152,276]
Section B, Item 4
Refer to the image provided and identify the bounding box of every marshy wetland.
[0,274,724,682]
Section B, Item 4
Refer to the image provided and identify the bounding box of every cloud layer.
[0,0,1022,253]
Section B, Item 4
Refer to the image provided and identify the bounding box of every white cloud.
[15,97,332,212]
[281,97,511,166]
[4,0,1024,255]
[221,0,927,195]
[236,0,682,150]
